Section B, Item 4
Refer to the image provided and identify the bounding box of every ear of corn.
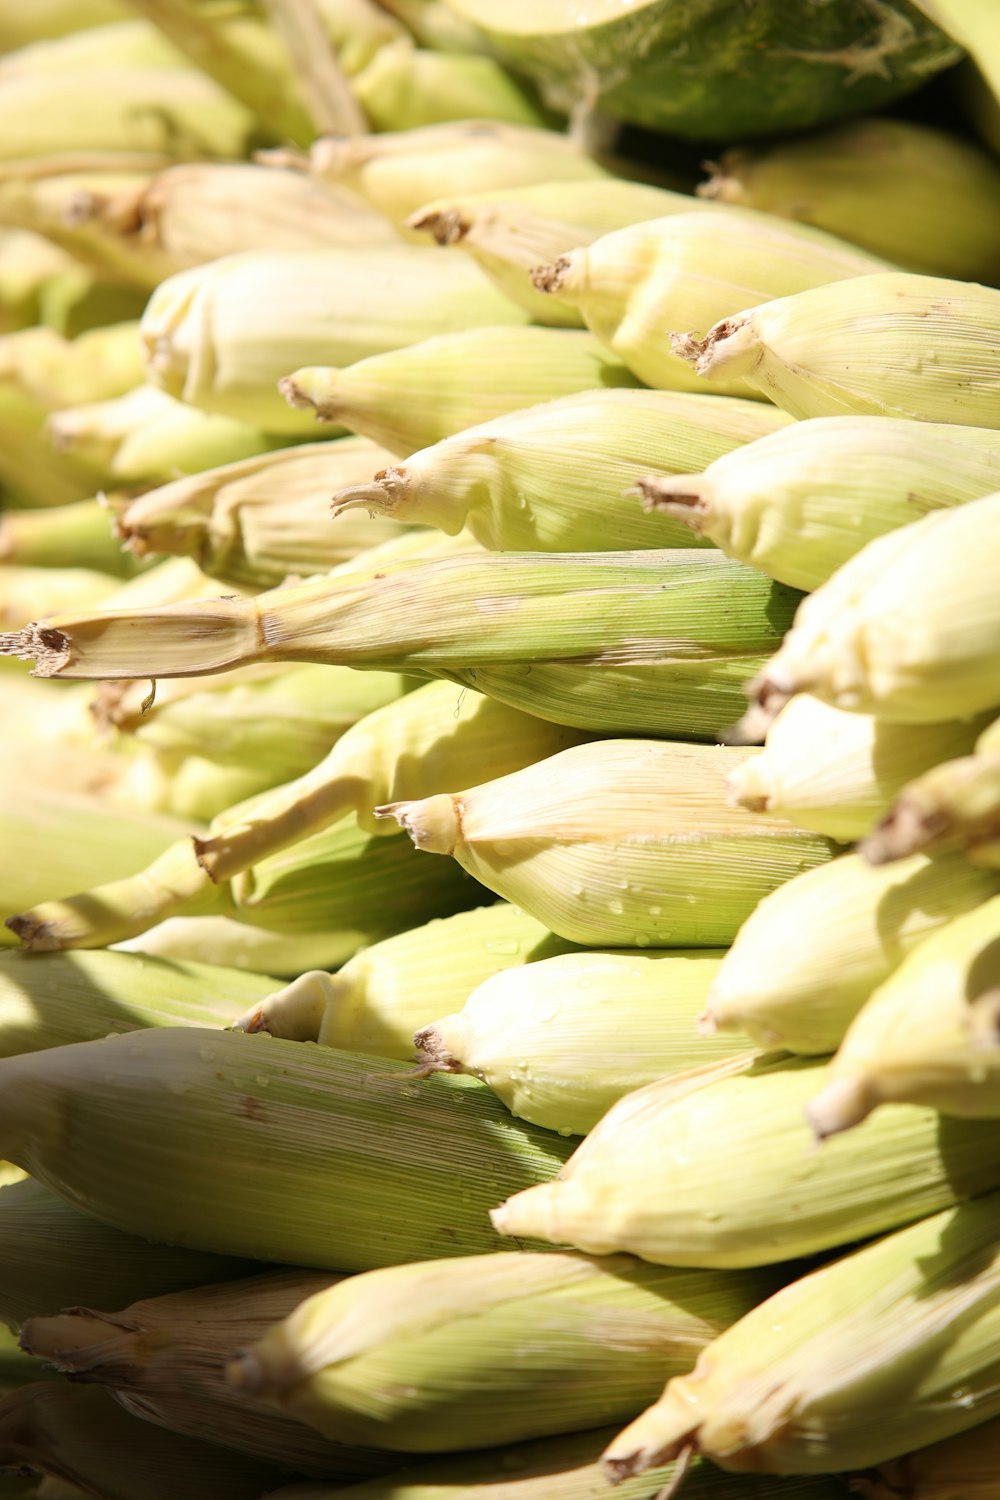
[117,912,370,977]
[331,388,792,552]
[863,749,1000,866]
[639,414,1000,591]
[0,1175,256,1331]
[679,272,1000,427]
[699,117,1000,281]
[20,1272,396,1480]
[0,499,136,576]
[491,1054,1000,1267]
[602,1192,1000,1477]
[227,1249,778,1453]
[415,948,752,1134]
[807,894,1000,1135]
[352,42,548,133]
[703,850,1000,1054]
[281,325,638,458]
[533,210,891,395]
[727,695,985,842]
[0,1026,572,1269]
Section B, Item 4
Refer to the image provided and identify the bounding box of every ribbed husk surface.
[416,949,750,1134]
[603,1192,1000,1476]
[702,851,1000,1055]
[491,1054,1000,1267]
[0,1176,256,1329]
[0,549,803,740]
[0,1027,573,1269]
[382,738,834,947]
[280,325,638,458]
[229,1250,778,1452]
[21,1272,396,1481]
[639,414,1000,591]
[237,903,572,1058]
[330,388,792,552]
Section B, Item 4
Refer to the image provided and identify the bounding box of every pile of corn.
[2,1,1000,1496]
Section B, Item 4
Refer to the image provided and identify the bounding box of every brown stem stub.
[0,625,72,678]
[860,799,951,866]
[405,208,469,245]
[5,913,56,950]
[530,256,570,294]
[412,1026,463,1072]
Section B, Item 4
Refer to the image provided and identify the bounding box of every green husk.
[0,500,137,576]
[353,42,547,131]
[491,1055,1000,1267]
[0,1026,573,1268]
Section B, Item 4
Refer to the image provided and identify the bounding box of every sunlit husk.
[381,739,833,947]
[416,949,749,1133]
[21,1273,395,1480]
[353,42,546,133]
[229,1250,776,1452]
[699,117,1000,280]
[491,1055,1000,1267]
[603,1192,1000,1476]
[116,913,366,977]
[282,325,638,457]
[0,0,128,52]
[703,851,1000,1054]
[640,414,1000,591]
[681,272,1000,427]
[140,247,528,432]
[751,491,1000,723]
[330,389,792,551]
[863,748,1000,866]
[727,695,984,841]
[534,210,890,395]
[0,1027,572,1268]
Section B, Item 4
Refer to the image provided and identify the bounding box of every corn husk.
[353,41,546,132]
[0,1027,572,1268]
[140,246,528,433]
[331,389,792,552]
[534,210,891,396]
[21,1273,395,1480]
[640,414,1000,592]
[702,850,1000,1055]
[416,949,752,1134]
[850,1414,1000,1499]
[0,230,88,336]
[281,325,638,457]
[286,121,609,226]
[0,0,128,52]
[0,566,121,630]
[0,19,185,80]
[680,272,1000,426]
[0,1383,289,1500]
[0,549,803,740]
[727,695,985,842]
[113,912,378,976]
[808,895,1000,1134]
[382,739,834,948]
[748,490,1000,725]
[604,1192,1000,1477]
[491,1054,1000,1268]
[229,1250,777,1453]
[699,117,1000,281]
[235,903,571,1057]
[115,437,410,587]
[0,500,136,576]
[0,1176,256,1331]
[863,748,1000,866]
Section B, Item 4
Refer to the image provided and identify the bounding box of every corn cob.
[0,1026,572,1267]
[140,246,528,432]
[699,118,1000,281]
[115,437,410,588]
[49,384,287,483]
[849,1415,1000,1499]
[281,325,638,457]
[0,500,137,576]
[863,746,1000,866]
[491,1054,1000,1267]
[640,415,1000,592]
[702,851,1000,1055]
[0,549,803,740]
[229,1250,777,1453]
[807,895,1000,1135]
[415,949,753,1134]
[0,948,282,1059]
[726,695,984,842]
[0,1383,291,1500]
[235,903,570,1058]
[382,738,833,947]
[603,1191,1000,1477]
[353,41,547,132]
[284,121,609,227]
[0,1176,256,1330]
[747,491,1000,726]
[679,272,1000,426]
[21,1273,395,1480]
[533,210,891,395]
[330,389,792,552]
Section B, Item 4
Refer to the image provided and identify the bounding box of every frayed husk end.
[602,1387,701,1481]
[670,313,759,380]
[405,207,469,245]
[375,793,461,855]
[634,475,709,533]
[0,624,72,678]
[331,468,409,520]
[413,1018,471,1074]
[806,1074,877,1140]
[530,254,573,295]
[726,759,774,816]
[861,797,951,866]
[279,369,343,424]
